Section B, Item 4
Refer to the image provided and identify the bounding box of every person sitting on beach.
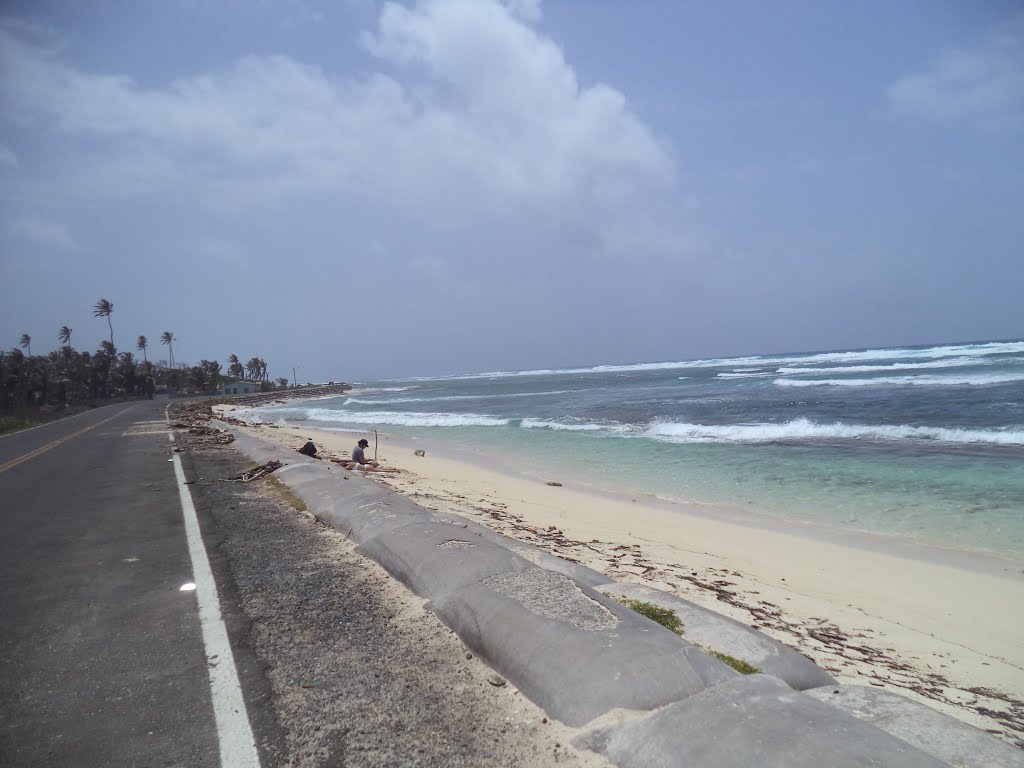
[352,438,378,468]
[339,461,400,473]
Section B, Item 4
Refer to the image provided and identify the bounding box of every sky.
[1,0,1021,382]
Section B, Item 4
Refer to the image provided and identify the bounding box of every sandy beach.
[216,406,1024,746]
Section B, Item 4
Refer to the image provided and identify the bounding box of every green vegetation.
[707,650,761,675]
[0,416,38,436]
[3,296,287,423]
[615,596,761,674]
[265,476,308,513]
[619,599,685,636]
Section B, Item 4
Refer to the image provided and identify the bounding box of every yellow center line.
[0,409,133,475]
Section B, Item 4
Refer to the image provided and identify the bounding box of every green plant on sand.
[619,599,684,635]
[707,650,760,675]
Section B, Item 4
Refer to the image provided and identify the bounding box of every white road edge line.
[166,409,261,767]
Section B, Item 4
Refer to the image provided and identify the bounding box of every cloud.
[888,15,1024,130]
[0,0,680,263]
[0,143,15,167]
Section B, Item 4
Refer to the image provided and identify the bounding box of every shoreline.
[343,425,1024,578]
[217,407,1024,745]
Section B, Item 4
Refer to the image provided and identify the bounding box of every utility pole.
[292,366,300,387]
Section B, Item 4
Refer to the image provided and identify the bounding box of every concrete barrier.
[807,685,1024,768]
[575,674,946,767]
[430,569,732,726]
[475,527,610,588]
[357,519,537,600]
[598,581,836,691]
[220,424,1020,761]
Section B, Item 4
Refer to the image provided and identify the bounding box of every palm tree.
[93,299,115,355]
[200,360,222,390]
[227,354,244,379]
[136,335,148,362]
[160,331,175,368]
[19,333,31,357]
[58,326,72,348]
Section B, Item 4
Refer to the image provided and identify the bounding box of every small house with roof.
[222,380,261,395]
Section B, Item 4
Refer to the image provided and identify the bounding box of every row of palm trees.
[2,298,284,414]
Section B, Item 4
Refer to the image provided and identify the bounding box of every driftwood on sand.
[229,460,283,482]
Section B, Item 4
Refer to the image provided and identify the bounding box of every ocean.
[232,340,1024,559]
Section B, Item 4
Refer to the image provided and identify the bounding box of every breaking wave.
[717,371,773,379]
[398,340,1024,381]
[521,419,630,433]
[775,372,1024,388]
[232,408,509,428]
[645,419,1024,445]
[774,357,992,375]
[344,389,578,406]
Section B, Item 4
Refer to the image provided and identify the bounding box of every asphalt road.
[0,403,601,768]
[0,400,228,767]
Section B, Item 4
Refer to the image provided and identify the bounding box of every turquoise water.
[233,340,1024,558]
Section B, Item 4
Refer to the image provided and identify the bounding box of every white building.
[222,380,261,395]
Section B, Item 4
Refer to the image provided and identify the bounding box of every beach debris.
[546,481,562,487]
[414,449,426,457]
[228,460,283,482]
[487,674,507,687]
[297,441,318,457]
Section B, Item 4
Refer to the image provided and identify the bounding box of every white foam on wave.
[345,389,575,405]
[399,340,1024,381]
[775,372,1024,388]
[345,396,439,404]
[717,371,774,379]
[521,419,631,433]
[230,407,508,428]
[645,418,1024,445]
[775,357,990,375]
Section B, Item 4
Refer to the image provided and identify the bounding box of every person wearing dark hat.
[352,438,378,468]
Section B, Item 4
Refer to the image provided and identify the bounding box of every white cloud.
[501,0,541,22]
[0,0,681,261]
[0,143,16,167]
[888,15,1024,130]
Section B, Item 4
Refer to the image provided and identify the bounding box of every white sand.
[217,408,1024,744]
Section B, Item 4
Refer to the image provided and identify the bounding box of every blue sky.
[1,0,1021,381]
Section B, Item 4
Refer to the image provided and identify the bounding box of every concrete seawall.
[220,423,1024,767]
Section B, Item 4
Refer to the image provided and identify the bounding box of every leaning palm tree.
[160,331,175,368]
[58,326,72,348]
[19,333,31,357]
[227,354,244,379]
[136,335,148,362]
[93,299,115,356]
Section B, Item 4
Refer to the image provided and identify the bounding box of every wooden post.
[374,430,378,461]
